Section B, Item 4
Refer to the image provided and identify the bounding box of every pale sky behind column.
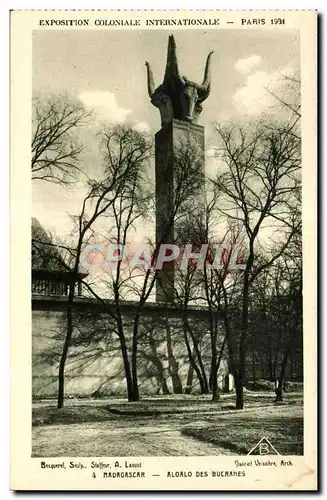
[32,29,300,239]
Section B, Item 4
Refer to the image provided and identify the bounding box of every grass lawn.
[32,392,303,427]
[181,405,303,455]
[32,396,303,457]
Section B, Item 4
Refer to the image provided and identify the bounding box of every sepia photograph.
[31,26,303,458]
[10,9,317,491]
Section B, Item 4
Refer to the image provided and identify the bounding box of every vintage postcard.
[10,10,317,491]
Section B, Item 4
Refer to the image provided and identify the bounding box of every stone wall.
[32,308,228,399]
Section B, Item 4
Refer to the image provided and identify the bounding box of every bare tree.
[79,124,154,402]
[80,129,207,401]
[32,94,90,184]
[204,223,246,402]
[245,244,302,395]
[212,116,301,409]
[33,123,153,407]
[266,71,301,133]
[269,259,302,402]
[170,202,244,400]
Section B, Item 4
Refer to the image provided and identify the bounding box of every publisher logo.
[247,437,280,455]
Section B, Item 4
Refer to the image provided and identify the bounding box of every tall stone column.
[145,35,213,303]
[155,119,206,302]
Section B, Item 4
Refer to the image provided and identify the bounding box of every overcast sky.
[32,29,300,238]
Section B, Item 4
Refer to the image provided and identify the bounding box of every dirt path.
[32,419,229,457]
[32,403,303,457]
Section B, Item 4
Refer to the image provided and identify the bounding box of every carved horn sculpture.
[145,61,156,97]
[199,51,214,96]
[146,35,213,124]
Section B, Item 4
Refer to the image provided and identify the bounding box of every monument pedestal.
[155,119,206,302]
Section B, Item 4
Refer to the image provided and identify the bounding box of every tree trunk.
[185,363,194,394]
[182,326,206,393]
[57,306,73,409]
[159,374,170,395]
[131,317,140,402]
[211,369,220,401]
[222,292,242,407]
[57,278,77,409]
[209,329,217,396]
[290,357,294,379]
[273,356,278,381]
[118,332,134,401]
[114,282,137,402]
[166,321,183,394]
[148,329,170,395]
[183,316,209,393]
[267,340,274,381]
[190,333,209,393]
[237,261,251,410]
[212,332,228,401]
[275,350,290,402]
[234,371,244,410]
[210,335,220,401]
[207,305,219,399]
[252,351,256,389]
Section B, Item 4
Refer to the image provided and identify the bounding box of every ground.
[32,393,303,457]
